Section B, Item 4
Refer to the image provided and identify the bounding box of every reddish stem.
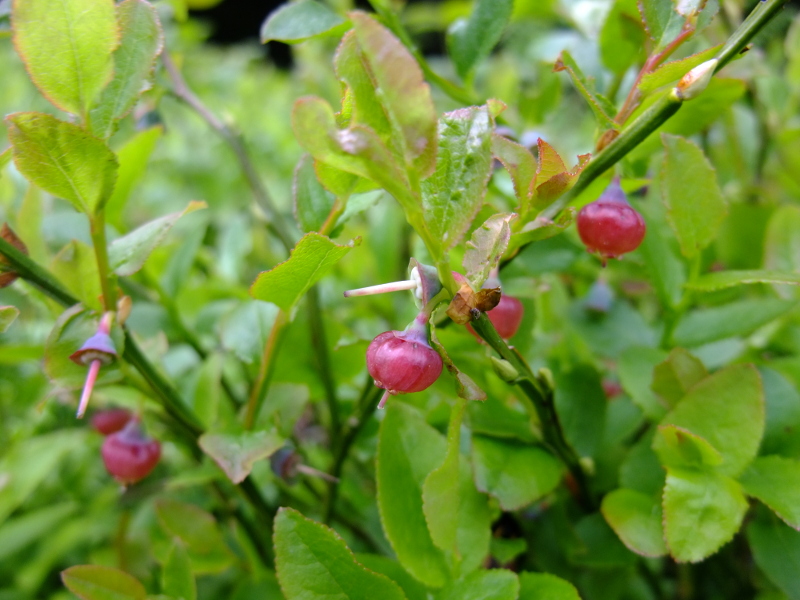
[77,359,102,418]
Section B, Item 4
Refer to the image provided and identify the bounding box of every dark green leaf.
[162,542,196,600]
[740,456,800,530]
[601,488,667,557]
[760,368,800,458]
[6,113,118,214]
[673,298,798,347]
[663,467,748,562]
[12,0,118,116]
[658,364,763,477]
[447,0,513,79]
[764,205,800,299]
[659,133,727,258]
[463,213,516,289]
[747,514,800,599]
[376,403,449,587]
[61,565,146,600]
[90,0,164,138]
[687,270,800,291]
[518,572,581,600]
[199,430,284,484]
[109,202,206,277]
[250,232,358,311]
[554,364,608,458]
[422,106,494,251]
[471,435,562,511]
[274,507,407,600]
[651,347,707,407]
[260,0,346,44]
[293,154,335,233]
[436,569,519,600]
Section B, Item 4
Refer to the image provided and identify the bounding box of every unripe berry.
[366,314,443,408]
[91,408,133,435]
[577,180,645,261]
[101,421,161,485]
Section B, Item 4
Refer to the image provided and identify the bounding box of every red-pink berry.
[577,181,645,260]
[467,293,524,339]
[91,408,133,436]
[101,421,161,485]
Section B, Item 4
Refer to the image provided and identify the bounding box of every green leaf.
[61,565,146,600]
[6,113,119,214]
[764,205,800,299]
[673,298,798,347]
[446,0,513,79]
[376,402,449,587]
[554,364,607,458]
[659,133,727,258]
[687,270,800,291]
[198,430,284,484]
[12,0,118,116]
[601,488,667,557]
[530,139,590,211]
[651,347,707,407]
[463,213,516,289]
[90,0,163,138]
[51,240,102,310]
[350,12,437,175]
[663,467,748,562]
[600,0,646,75]
[659,133,728,258]
[436,569,519,600]
[0,305,19,333]
[274,507,407,600]
[293,154,335,233]
[109,201,206,277]
[638,45,722,95]
[490,538,527,565]
[162,542,196,600]
[747,515,800,600]
[260,0,346,44]
[652,424,723,470]
[471,435,562,511]
[250,232,358,312]
[518,572,581,600]
[106,126,162,226]
[505,209,575,255]
[155,499,235,574]
[740,456,800,530]
[553,51,617,128]
[422,105,494,251]
[355,554,428,600]
[0,502,76,562]
[761,368,800,459]
[637,0,684,49]
[658,364,764,477]
[192,353,223,428]
[491,134,536,210]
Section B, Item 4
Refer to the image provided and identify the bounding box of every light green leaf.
[491,134,536,209]
[0,502,76,562]
[12,0,118,116]
[106,126,162,226]
[350,12,438,175]
[422,105,494,251]
[436,569,519,600]
[747,515,800,599]
[651,347,707,407]
[658,364,763,477]
[192,353,223,429]
[61,565,146,600]
[50,240,102,310]
[109,201,206,277]
[554,364,607,458]
[0,305,19,333]
[601,488,667,557]
[687,270,800,291]
[463,213,516,290]
[377,402,449,587]
[260,0,346,44]
[162,542,196,600]
[6,112,118,214]
[639,45,722,94]
[250,232,358,311]
[355,554,428,600]
[518,572,581,600]
[505,210,575,255]
[659,133,727,258]
[471,435,562,511]
[530,139,589,211]
[293,154,335,233]
[653,424,723,470]
[447,0,513,79]
[618,347,669,420]
[554,51,617,128]
[638,0,684,48]
[663,467,748,562]
[90,0,164,138]
[673,298,798,347]
[274,507,407,600]
[198,430,284,485]
[600,0,646,75]
[740,456,800,530]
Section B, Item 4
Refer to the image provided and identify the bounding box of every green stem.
[90,211,117,311]
[245,309,288,429]
[0,237,77,306]
[307,287,341,445]
[714,0,789,72]
[470,314,595,509]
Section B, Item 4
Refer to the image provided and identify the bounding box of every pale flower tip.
[378,390,390,409]
[676,58,719,101]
